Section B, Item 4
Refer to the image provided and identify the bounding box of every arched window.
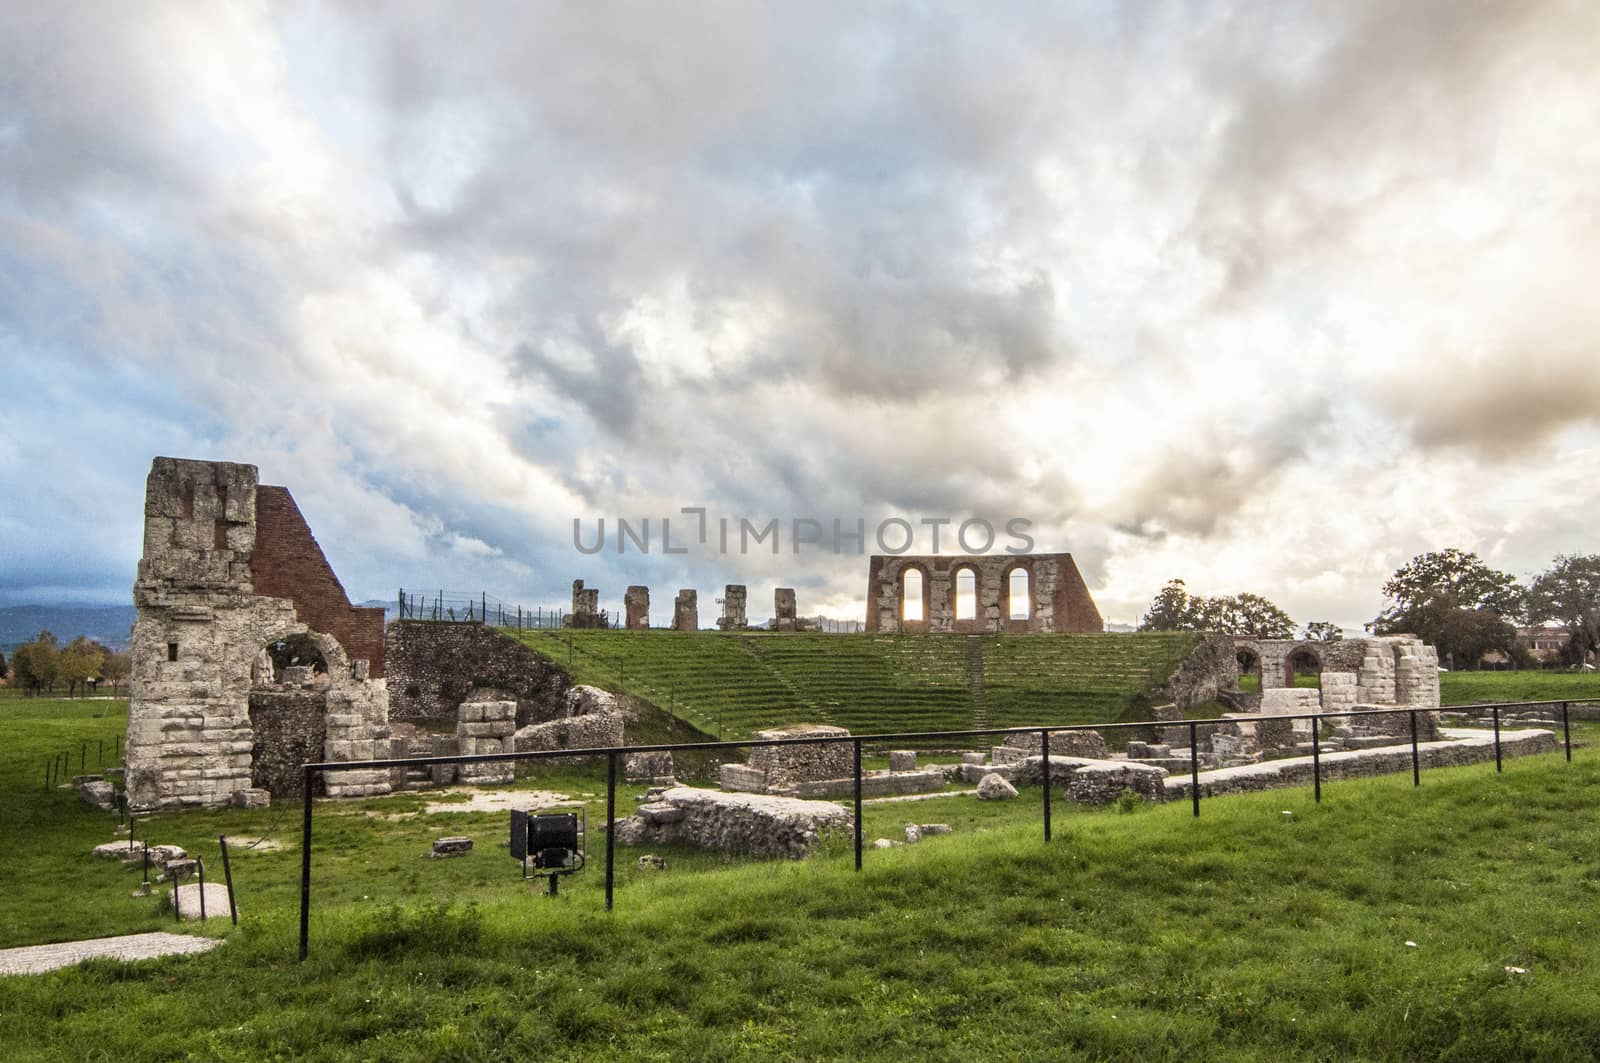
[1287,648,1322,689]
[902,569,924,622]
[1007,568,1030,620]
[955,568,977,620]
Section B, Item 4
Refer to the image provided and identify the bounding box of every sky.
[2,1,1598,630]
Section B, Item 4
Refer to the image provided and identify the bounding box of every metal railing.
[296,698,1586,960]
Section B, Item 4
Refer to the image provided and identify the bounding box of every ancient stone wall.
[566,580,602,628]
[774,588,797,631]
[384,620,571,725]
[457,701,516,784]
[672,589,698,631]
[247,688,327,799]
[717,585,748,630]
[126,457,392,810]
[864,553,1103,633]
[624,586,649,629]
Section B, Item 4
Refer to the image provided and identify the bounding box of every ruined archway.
[246,628,343,799]
[953,566,979,621]
[1004,565,1032,627]
[899,565,929,631]
[1286,645,1322,689]
[1236,647,1262,693]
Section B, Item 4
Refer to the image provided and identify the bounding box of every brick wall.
[250,485,386,676]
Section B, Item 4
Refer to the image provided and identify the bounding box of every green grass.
[1439,669,1600,706]
[510,629,1199,740]
[5,699,1600,1058]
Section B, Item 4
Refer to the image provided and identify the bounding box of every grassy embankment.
[1,674,1598,1058]
[512,629,1199,739]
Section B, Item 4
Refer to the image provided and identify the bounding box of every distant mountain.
[0,605,138,654]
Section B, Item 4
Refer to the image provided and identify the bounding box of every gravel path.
[0,932,222,976]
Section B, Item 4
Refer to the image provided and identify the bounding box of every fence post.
[1562,701,1572,762]
[1188,721,1200,818]
[853,739,863,871]
[219,835,238,925]
[1492,705,1502,773]
[605,751,616,912]
[1312,718,1322,802]
[197,856,207,922]
[1041,729,1052,843]
[298,765,314,962]
[1409,709,1420,787]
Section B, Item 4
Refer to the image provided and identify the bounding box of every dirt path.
[0,932,222,976]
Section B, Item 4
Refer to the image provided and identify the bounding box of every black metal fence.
[397,588,570,629]
[296,698,1585,960]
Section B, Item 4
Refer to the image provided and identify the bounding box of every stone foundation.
[610,786,853,859]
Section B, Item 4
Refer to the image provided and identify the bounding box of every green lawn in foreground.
[2,697,1599,1059]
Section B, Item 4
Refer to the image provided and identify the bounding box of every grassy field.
[1438,669,1600,706]
[3,694,1600,1059]
[511,629,1200,739]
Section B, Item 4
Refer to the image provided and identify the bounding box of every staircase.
[966,636,989,730]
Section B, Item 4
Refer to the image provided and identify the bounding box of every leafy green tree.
[0,650,7,680]
[1369,549,1521,668]
[1140,581,1294,638]
[11,630,60,694]
[1139,579,1196,631]
[100,649,131,696]
[1527,554,1600,667]
[57,637,107,697]
[1302,621,1344,642]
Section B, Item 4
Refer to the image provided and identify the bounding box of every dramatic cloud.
[2,1,1597,629]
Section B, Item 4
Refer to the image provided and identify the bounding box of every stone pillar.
[1357,641,1397,704]
[1394,638,1441,707]
[323,685,394,798]
[1319,671,1358,719]
[624,585,650,629]
[672,590,698,631]
[774,588,797,632]
[717,585,748,630]
[457,701,516,784]
[567,579,600,629]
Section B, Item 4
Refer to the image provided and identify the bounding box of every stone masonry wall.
[385,620,571,725]
[126,457,392,810]
[457,700,516,784]
[865,552,1102,634]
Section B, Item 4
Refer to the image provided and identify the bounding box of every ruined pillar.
[624,585,650,629]
[775,587,797,632]
[672,590,698,631]
[567,579,601,629]
[717,585,748,630]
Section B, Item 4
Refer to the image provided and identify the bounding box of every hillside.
[510,628,1201,739]
[0,605,137,654]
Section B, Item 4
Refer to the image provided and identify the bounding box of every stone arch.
[1235,645,1262,692]
[1285,643,1323,688]
[898,563,930,631]
[953,565,980,622]
[1002,562,1033,629]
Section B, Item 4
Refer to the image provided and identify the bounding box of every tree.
[1527,554,1600,668]
[1139,579,1196,631]
[1139,581,1294,638]
[1302,621,1344,642]
[100,649,131,696]
[0,650,7,681]
[1369,549,1521,668]
[57,637,108,697]
[11,630,60,694]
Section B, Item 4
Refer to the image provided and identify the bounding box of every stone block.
[431,837,473,858]
[888,750,917,771]
[977,773,1018,800]
[231,788,271,809]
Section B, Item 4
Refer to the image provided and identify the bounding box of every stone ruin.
[513,685,627,756]
[716,584,748,630]
[612,785,853,860]
[865,552,1103,633]
[718,724,943,799]
[126,458,392,809]
[774,588,798,631]
[624,585,649,629]
[565,579,603,628]
[672,589,698,631]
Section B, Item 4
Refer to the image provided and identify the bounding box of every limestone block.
[430,837,473,858]
[977,773,1018,800]
[888,750,917,771]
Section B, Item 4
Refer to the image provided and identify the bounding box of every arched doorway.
[1236,648,1262,693]
[1286,646,1322,689]
[901,567,927,627]
[1005,567,1032,624]
[248,631,338,798]
[954,567,978,621]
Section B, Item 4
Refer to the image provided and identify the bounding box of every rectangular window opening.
[167,642,179,662]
